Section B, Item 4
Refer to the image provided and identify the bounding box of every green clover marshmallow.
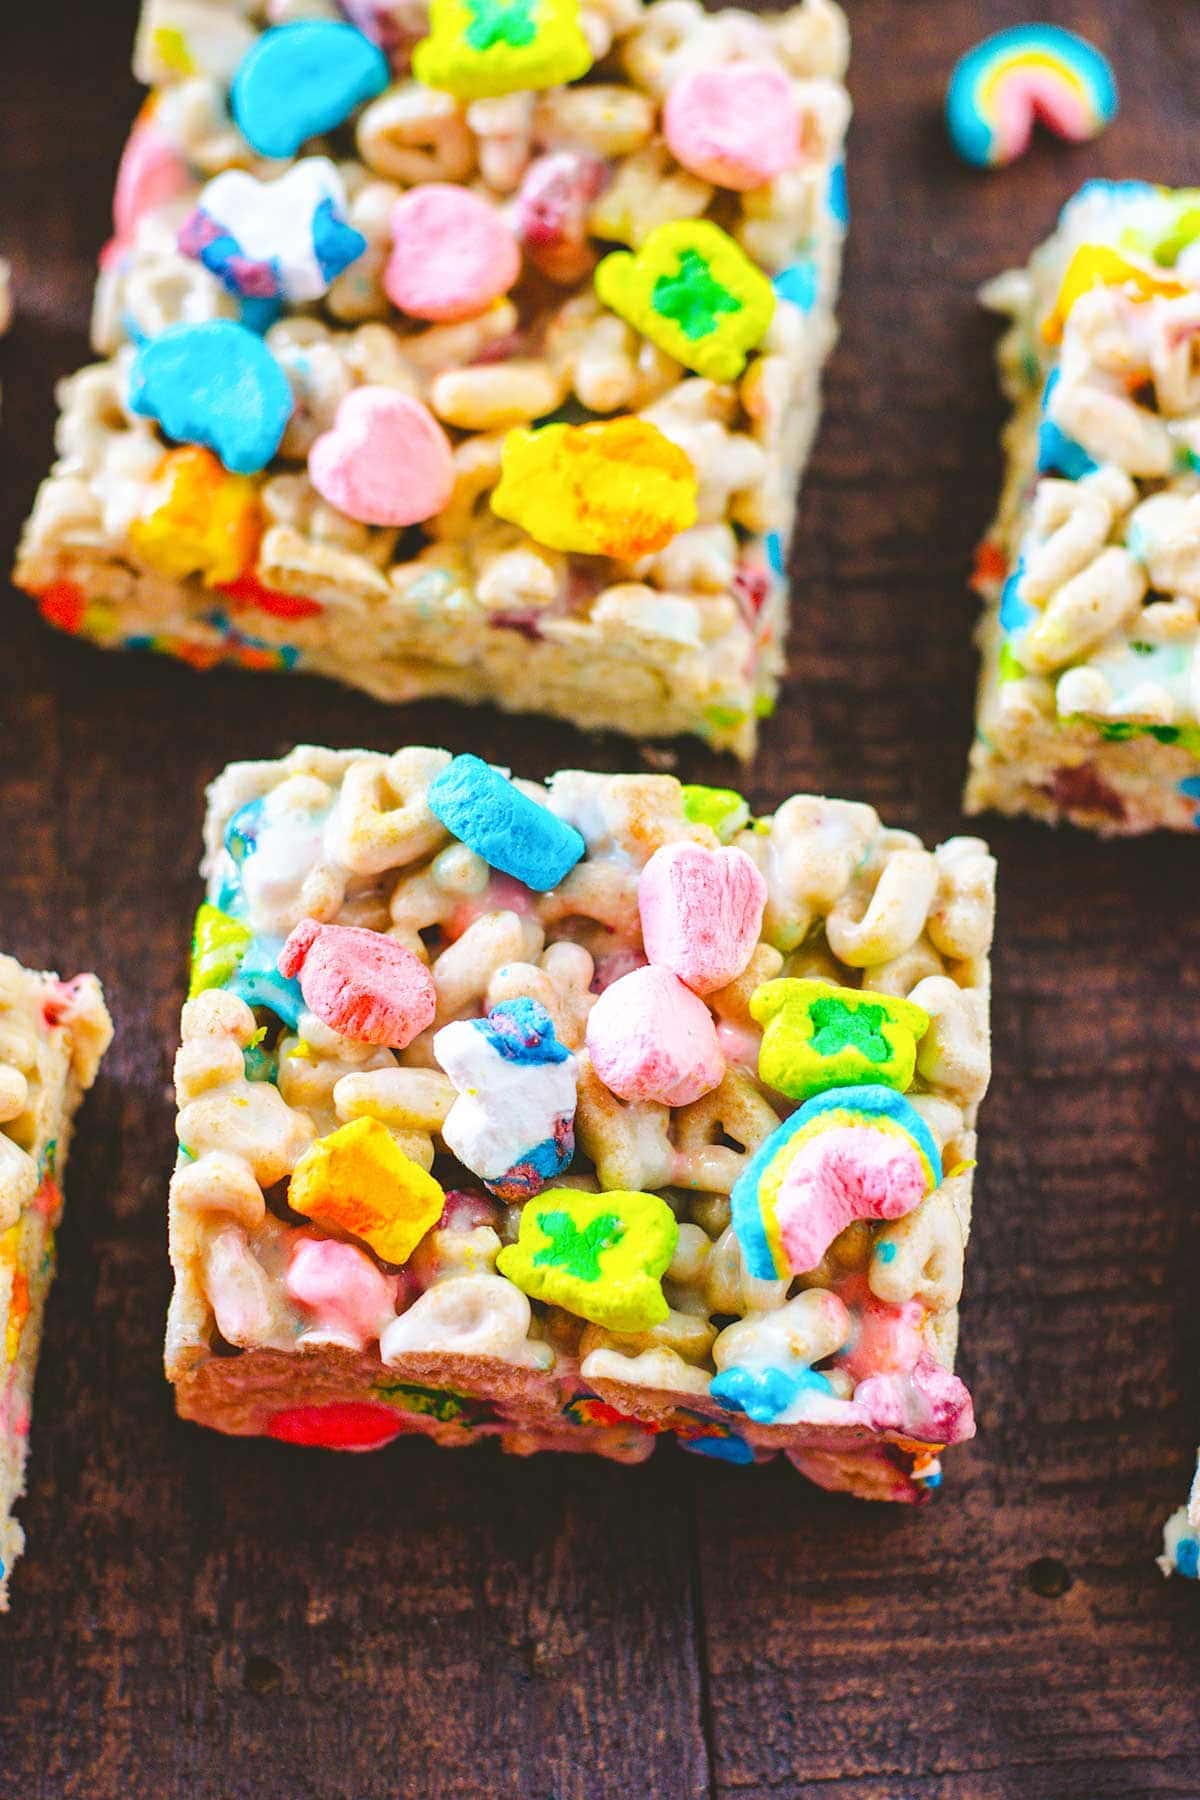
[750,978,931,1102]
[496,1188,678,1331]
[595,220,775,382]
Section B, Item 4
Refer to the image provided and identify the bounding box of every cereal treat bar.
[966,182,1200,833]
[0,958,112,1609]
[1160,1457,1200,1580]
[13,0,851,759]
[168,745,994,1502]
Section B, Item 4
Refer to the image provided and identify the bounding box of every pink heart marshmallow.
[638,841,767,995]
[663,63,800,192]
[384,183,521,322]
[307,386,454,527]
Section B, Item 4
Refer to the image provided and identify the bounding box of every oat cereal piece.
[14,0,851,758]
[966,182,1200,832]
[0,956,112,1608]
[164,745,994,1501]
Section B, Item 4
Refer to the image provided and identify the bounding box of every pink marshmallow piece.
[384,183,522,322]
[286,1236,396,1348]
[853,1358,976,1446]
[834,1276,926,1384]
[516,151,607,247]
[585,964,724,1107]
[663,62,800,192]
[776,1125,929,1274]
[101,110,191,269]
[514,150,608,281]
[831,1275,976,1447]
[996,76,1095,163]
[278,917,437,1046]
[638,842,766,996]
[307,386,454,527]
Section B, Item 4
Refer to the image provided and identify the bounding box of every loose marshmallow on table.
[384,184,521,322]
[278,918,436,1047]
[944,24,1118,170]
[638,842,767,996]
[586,964,724,1107]
[308,386,455,527]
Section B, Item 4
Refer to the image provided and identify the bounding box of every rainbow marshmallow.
[731,1085,941,1281]
[945,25,1117,170]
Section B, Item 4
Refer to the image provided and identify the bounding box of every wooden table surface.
[3,1,1200,1794]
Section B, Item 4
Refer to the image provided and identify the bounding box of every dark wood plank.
[2,0,1200,1795]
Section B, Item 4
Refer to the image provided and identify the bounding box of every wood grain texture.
[1,1,1199,1795]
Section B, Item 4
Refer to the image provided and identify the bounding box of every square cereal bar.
[966,181,1200,833]
[169,745,994,1501]
[14,0,851,758]
[0,957,112,1609]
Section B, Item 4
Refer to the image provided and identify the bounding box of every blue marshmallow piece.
[827,159,849,227]
[710,1363,834,1425]
[1037,370,1098,480]
[999,559,1035,635]
[427,756,586,892]
[773,260,818,313]
[128,320,293,475]
[231,22,390,161]
[229,937,305,1030]
[312,197,369,286]
[679,1433,755,1465]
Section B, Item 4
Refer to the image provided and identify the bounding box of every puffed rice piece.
[165,746,994,1503]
